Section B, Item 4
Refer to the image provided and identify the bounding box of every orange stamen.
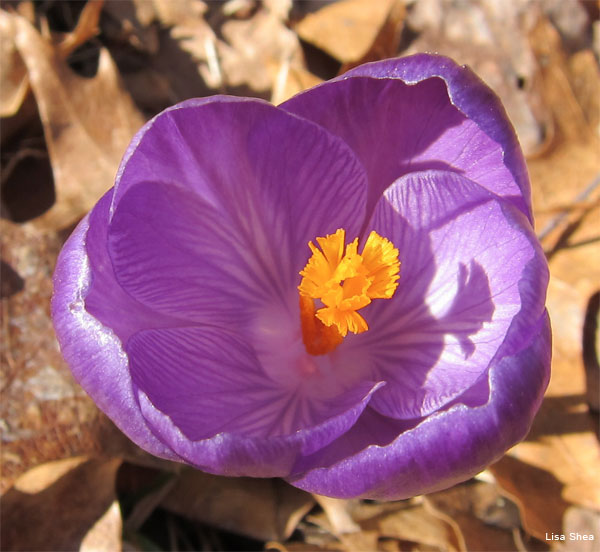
[298,229,400,355]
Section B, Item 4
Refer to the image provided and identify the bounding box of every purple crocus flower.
[52,54,550,500]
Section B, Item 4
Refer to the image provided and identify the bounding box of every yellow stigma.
[298,229,400,355]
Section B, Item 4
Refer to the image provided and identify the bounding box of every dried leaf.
[358,502,462,551]
[558,506,600,552]
[0,10,29,117]
[266,542,337,552]
[305,505,377,552]
[568,50,600,133]
[108,0,310,106]
[10,456,89,492]
[223,0,257,20]
[124,470,179,531]
[308,499,462,551]
[102,0,160,54]
[56,0,104,58]
[10,10,144,230]
[0,220,158,491]
[405,0,550,156]
[168,14,221,89]
[1,0,104,118]
[583,290,599,413]
[151,0,207,27]
[106,0,220,102]
[1,220,98,488]
[1,456,122,552]
[161,469,315,542]
[340,0,405,73]
[527,20,600,232]
[295,0,396,64]
[263,0,292,22]
[491,456,571,541]
[80,500,123,552]
[528,17,596,144]
[490,14,600,542]
[338,530,379,552]
[270,62,322,105]
[425,480,521,552]
[312,495,361,534]
[219,7,303,93]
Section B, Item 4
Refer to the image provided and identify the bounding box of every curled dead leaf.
[295,0,397,65]
[0,10,29,117]
[10,10,144,230]
[56,0,104,58]
[307,498,462,552]
[219,7,302,94]
[1,457,122,552]
[161,469,315,542]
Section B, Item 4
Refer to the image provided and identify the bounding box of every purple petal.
[281,54,529,221]
[51,197,180,461]
[287,312,551,499]
[107,181,270,329]
[128,326,383,476]
[84,191,187,343]
[340,170,548,419]
[106,98,367,326]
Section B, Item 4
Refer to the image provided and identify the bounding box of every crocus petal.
[128,326,383,476]
[51,198,180,461]
[341,170,547,419]
[287,312,551,499]
[107,181,275,329]
[281,54,529,221]
[84,190,188,343]
[109,97,367,322]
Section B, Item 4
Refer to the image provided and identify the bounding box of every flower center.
[298,228,400,355]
